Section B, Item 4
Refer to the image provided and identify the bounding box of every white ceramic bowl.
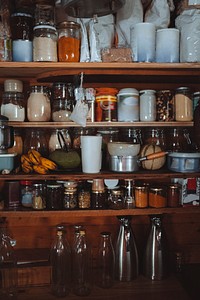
[107,142,140,157]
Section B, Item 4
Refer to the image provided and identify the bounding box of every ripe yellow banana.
[40,157,57,170]
[33,164,49,175]
[21,154,32,165]
[22,163,33,173]
[28,149,41,165]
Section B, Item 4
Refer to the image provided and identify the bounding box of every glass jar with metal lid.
[63,181,78,210]
[32,183,46,210]
[57,21,81,62]
[1,92,25,121]
[27,85,51,122]
[175,87,193,121]
[134,184,149,208]
[149,186,167,208]
[33,25,58,62]
[107,187,124,209]
[46,183,63,210]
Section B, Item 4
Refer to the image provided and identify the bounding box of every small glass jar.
[107,187,124,209]
[27,85,51,122]
[156,89,175,121]
[149,186,167,208]
[20,180,33,208]
[1,92,25,121]
[33,25,58,62]
[46,183,63,210]
[134,185,149,208]
[139,90,156,121]
[175,87,193,121]
[63,181,78,210]
[49,129,72,153]
[57,21,81,62]
[32,183,46,210]
[78,182,91,209]
[167,183,181,208]
[51,82,74,122]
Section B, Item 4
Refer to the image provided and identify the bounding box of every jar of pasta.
[149,186,167,208]
[57,21,81,62]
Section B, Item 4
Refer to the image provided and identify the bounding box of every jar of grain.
[1,92,25,121]
[57,21,81,62]
[149,186,167,208]
[175,87,193,121]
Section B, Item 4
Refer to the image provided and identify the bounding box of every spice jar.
[107,187,124,209]
[46,183,63,210]
[167,184,181,208]
[63,181,78,210]
[51,82,74,121]
[134,185,149,208]
[156,90,175,121]
[175,87,193,121]
[57,21,81,62]
[77,181,91,209]
[20,180,33,208]
[33,25,58,62]
[139,90,156,121]
[91,179,106,209]
[32,183,46,210]
[1,92,25,121]
[27,85,51,122]
[149,186,167,208]
[10,12,34,62]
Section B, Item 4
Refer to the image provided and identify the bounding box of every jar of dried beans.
[57,21,81,62]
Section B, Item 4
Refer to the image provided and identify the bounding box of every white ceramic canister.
[117,88,139,122]
[130,22,156,62]
[4,79,23,92]
[27,85,51,121]
[156,28,180,63]
[139,89,156,121]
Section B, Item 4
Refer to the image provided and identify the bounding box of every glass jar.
[117,88,139,122]
[10,12,34,62]
[27,85,51,122]
[156,89,175,121]
[24,129,49,157]
[134,185,149,208]
[51,82,74,121]
[49,129,72,153]
[175,87,193,121]
[46,183,63,210]
[193,91,200,113]
[78,181,91,209]
[167,183,181,208]
[120,128,143,144]
[33,25,58,62]
[32,183,46,210]
[107,187,124,209]
[121,179,135,209]
[95,95,117,122]
[7,129,23,155]
[139,90,156,121]
[143,128,166,150]
[35,3,55,26]
[166,127,190,152]
[149,186,167,208]
[1,92,25,121]
[20,180,33,208]
[63,181,78,210]
[57,21,81,62]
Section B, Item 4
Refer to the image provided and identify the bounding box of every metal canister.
[156,89,175,121]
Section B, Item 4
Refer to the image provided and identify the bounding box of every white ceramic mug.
[81,135,102,173]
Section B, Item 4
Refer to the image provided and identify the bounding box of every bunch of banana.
[21,149,57,174]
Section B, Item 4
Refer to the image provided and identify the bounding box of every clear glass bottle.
[96,232,115,289]
[115,216,139,281]
[27,85,51,122]
[0,221,18,299]
[143,215,169,280]
[72,230,92,296]
[1,91,25,121]
[50,224,71,297]
[33,25,58,62]
[57,21,81,62]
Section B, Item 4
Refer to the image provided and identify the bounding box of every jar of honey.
[134,185,149,208]
[57,21,81,62]
[149,186,167,208]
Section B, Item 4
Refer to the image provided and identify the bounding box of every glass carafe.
[24,129,49,157]
[50,224,71,297]
[115,216,139,281]
[96,232,115,288]
[143,215,169,280]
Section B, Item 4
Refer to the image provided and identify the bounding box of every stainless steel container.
[109,155,139,172]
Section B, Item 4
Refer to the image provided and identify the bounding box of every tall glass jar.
[143,128,166,150]
[175,87,193,121]
[49,129,72,153]
[156,89,175,121]
[24,129,49,157]
[27,85,51,122]
[57,21,81,62]
[139,89,156,121]
[33,25,58,61]
[32,182,46,210]
[1,91,25,121]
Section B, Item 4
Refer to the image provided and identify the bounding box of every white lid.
[0,153,17,157]
[4,79,23,92]
[139,89,156,94]
[117,88,139,96]
[34,25,56,30]
[104,179,119,189]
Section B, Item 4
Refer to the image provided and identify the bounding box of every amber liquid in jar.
[149,187,167,208]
